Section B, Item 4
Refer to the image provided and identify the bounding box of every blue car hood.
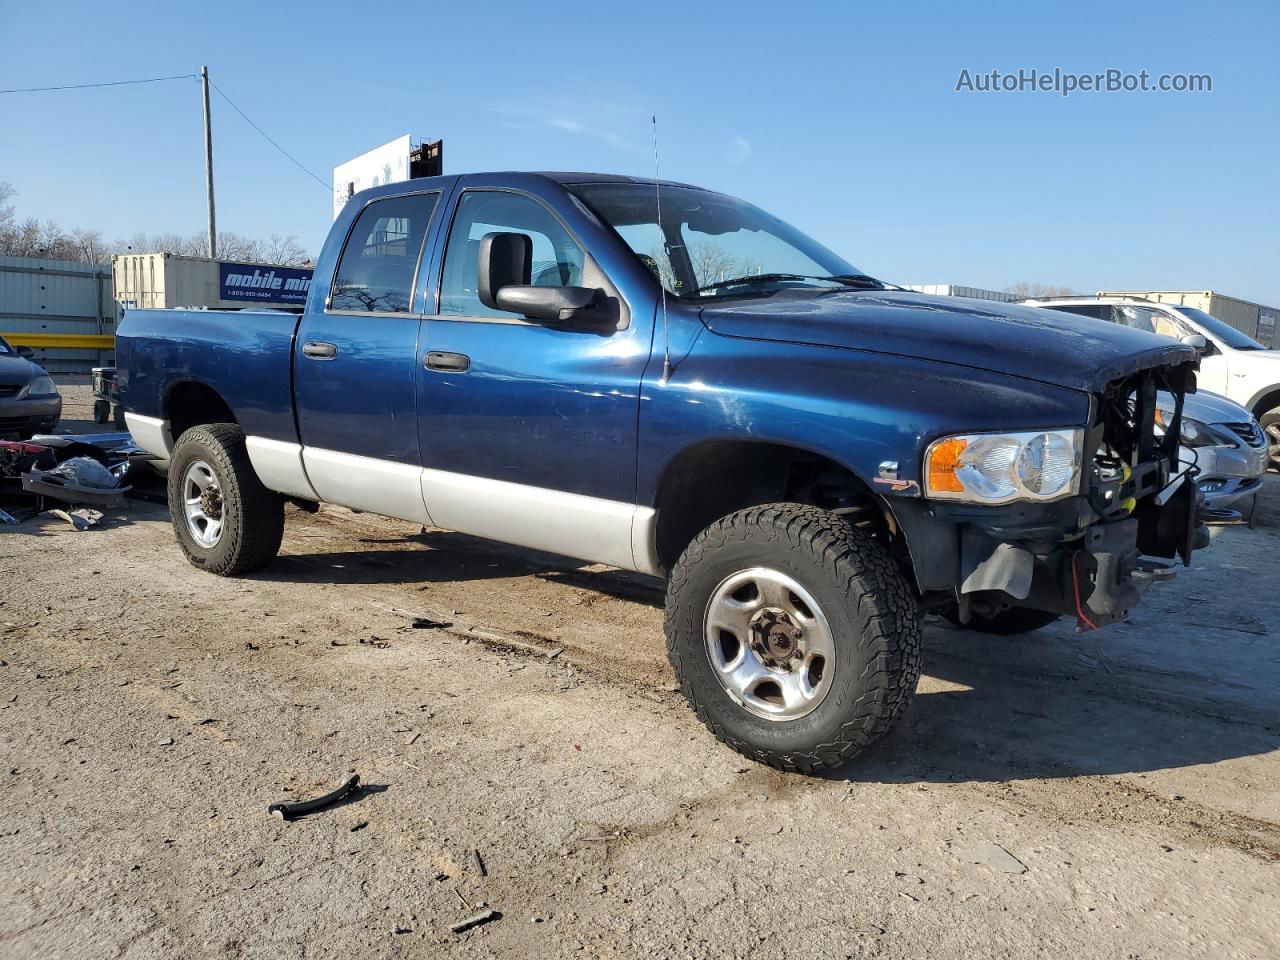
[699,291,1196,393]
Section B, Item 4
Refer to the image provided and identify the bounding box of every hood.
[1170,389,1254,425]
[699,291,1196,393]
[0,353,39,389]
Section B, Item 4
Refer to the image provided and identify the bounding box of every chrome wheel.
[703,567,836,721]
[182,460,224,548]
[1265,419,1280,471]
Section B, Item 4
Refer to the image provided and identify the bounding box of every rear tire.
[944,605,1061,635]
[93,399,110,424]
[664,503,921,774]
[167,423,283,576]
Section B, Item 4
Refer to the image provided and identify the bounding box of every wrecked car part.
[21,457,130,507]
[48,508,104,531]
[268,774,361,821]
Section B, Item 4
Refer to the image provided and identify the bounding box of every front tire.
[167,423,283,576]
[1260,407,1280,473]
[664,503,921,773]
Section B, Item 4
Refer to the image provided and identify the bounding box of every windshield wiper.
[692,273,895,297]
[693,273,826,294]
[827,274,891,290]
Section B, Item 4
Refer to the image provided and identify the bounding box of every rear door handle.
[302,341,338,360]
[425,351,470,372]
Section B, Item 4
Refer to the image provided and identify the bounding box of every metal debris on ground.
[268,774,362,821]
[47,507,104,531]
[411,618,451,630]
[472,848,487,877]
[449,909,500,934]
[0,508,17,525]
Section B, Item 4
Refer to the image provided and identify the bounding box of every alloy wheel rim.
[1265,420,1280,469]
[703,567,836,721]
[182,460,225,548]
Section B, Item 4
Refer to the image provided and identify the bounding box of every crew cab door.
[294,190,444,521]
[414,183,652,568]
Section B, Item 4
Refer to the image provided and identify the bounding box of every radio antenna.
[652,114,671,384]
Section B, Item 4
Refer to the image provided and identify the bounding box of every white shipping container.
[111,253,310,319]
[902,284,1016,303]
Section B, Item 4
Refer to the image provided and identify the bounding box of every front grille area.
[1224,421,1266,448]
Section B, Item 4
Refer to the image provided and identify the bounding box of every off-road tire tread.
[167,423,283,576]
[664,502,921,774]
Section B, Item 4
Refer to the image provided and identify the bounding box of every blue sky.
[2,0,1277,304]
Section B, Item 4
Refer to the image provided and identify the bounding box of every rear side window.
[330,193,438,313]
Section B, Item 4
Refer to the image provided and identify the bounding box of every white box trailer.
[111,253,313,319]
[902,283,1016,303]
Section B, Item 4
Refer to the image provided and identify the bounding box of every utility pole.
[200,65,217,258]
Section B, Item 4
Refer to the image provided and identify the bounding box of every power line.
[0,73,196,94]
[208,79,330,191]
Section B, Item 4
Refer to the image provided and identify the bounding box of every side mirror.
[477,232,532,311]
[495,284,606,323]
[477,231,611,325]
[1180,333,1208,351]
[16,345,34,359]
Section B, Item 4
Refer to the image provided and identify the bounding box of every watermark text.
[956,68,1211,97]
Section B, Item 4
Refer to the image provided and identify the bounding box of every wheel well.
[653,440,893,570]
[165,382,236,441]
[1250,388,1280,421]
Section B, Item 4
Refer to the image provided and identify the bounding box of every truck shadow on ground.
[828,622,1280,786]
[258,526,1278,786]
[260,529,662,601]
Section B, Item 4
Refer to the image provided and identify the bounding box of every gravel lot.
[1,383,1277,959]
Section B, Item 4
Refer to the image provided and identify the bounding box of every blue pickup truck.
[118,172,1205,771]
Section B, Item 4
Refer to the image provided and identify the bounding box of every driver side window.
[439,191,584,319]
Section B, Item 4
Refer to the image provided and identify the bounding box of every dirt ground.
[2,384,1278,959]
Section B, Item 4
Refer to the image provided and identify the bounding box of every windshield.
[1174,306,1267,350]
[0,336,11,355]
[569,182,863,300]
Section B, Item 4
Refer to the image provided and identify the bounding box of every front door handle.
[302,341,338,360]
[425,351,470,372]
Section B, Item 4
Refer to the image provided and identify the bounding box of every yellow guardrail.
[1,332,115,349]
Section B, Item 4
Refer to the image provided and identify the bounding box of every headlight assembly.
[924,428,1083,504]
[25,375,58,397]
[1155,407,1222,448]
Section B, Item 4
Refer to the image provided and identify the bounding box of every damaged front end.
[901,356,1208,631]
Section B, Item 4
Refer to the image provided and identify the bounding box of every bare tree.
[0,182,15,234]
[1005,281,1082,299]
[261,233,310,266]
[0,183,312,265]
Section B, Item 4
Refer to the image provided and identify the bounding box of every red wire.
[1071,552,1100,631]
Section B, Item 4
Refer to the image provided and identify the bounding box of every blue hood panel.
[700,291,1196,393]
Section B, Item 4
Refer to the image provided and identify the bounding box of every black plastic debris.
[268,774,362,821]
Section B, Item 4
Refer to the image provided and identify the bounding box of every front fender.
[636,330,1092,507]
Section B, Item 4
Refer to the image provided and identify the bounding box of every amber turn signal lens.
[925,437,968,493]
